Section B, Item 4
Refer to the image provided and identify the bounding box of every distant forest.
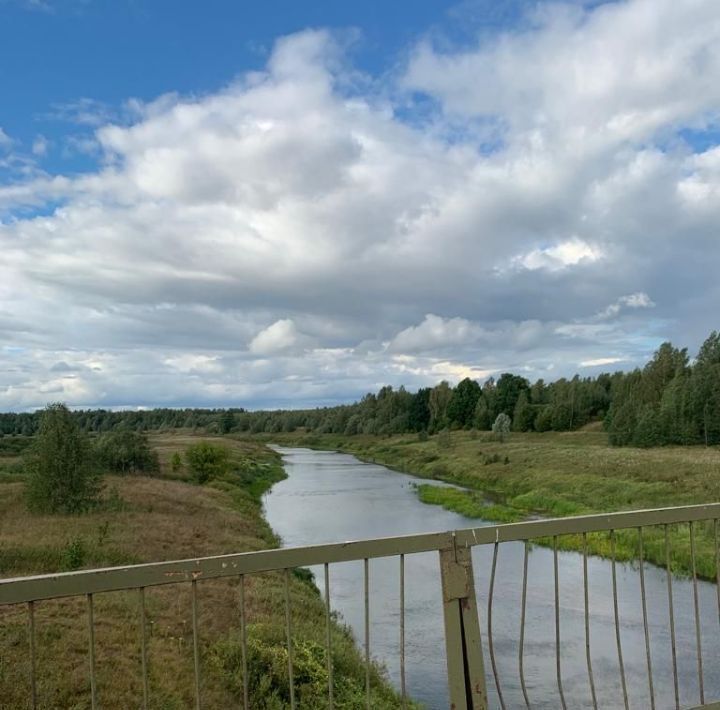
[2,331,720,448]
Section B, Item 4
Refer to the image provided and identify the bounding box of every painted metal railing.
[3,503,720,709]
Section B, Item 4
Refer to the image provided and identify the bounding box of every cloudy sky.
[1,0,719,411]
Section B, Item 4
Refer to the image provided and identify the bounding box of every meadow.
[0,433,407,709]
[267,427,720,579]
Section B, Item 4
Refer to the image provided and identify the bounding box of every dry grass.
[1,434,406,709]
[0,435,271,708]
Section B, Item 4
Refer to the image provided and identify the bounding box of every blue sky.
[1,0,528,175]
[1,0,720,410]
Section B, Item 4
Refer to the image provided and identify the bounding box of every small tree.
[492,413,512,443]
[219,410,235,435]
[25,403,101,513]
[171,451,183,473]
[185,441,230,484]
[95,429,159,474]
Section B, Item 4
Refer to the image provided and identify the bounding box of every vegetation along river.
[264,447,720,709]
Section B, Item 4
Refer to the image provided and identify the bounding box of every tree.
[633,405,663,447]
[95,429,159,474]
[185,441,230,484]
[219,410,236,434]
[25,403,101,514]
[495,374,530,418]
[534,406,553,432]
[512,391,535,431]
[473,396,492,430]
[171,451,183,473]
[492,413,512,442]
[408,388,431,432]
[447,378,481,428]
[606,399,637,446]
[428,382,452,432]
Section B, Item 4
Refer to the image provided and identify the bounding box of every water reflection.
[264,447,718,709]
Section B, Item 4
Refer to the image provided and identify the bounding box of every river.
[263,447,720,709]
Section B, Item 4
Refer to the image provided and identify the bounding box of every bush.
[95,429,159,474]
[437,428,452,449]
[61,537,87,570]
[171,451,183,473]
[492,413,512,442]
[25,403,101,514]
[185,441,230,484]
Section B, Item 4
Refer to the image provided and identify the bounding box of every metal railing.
[3,503,720,709]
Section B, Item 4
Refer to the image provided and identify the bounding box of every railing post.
[439,534,488,710]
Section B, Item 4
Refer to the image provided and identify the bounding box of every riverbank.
[0,434,407,708]
[259,429,720,579]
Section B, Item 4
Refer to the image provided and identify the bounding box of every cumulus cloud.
[508,238,603,272]
[388,314,483,353]
[250,319,305,355]
[1,3,720,409]
[596,292,656,320]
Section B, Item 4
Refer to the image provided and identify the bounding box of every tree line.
[2,330,719,447]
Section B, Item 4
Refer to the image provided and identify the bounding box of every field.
[267,427,720,578]
[0,433,406,709]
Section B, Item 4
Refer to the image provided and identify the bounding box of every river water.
[263,447,720,709]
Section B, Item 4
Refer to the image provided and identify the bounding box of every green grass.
[1,434,411,709]
[264,428,720,579]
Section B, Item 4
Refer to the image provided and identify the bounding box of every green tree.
[25,403,101,514]
[95,429,159,474]
[185,442,230,484]
[495,374,530,417]
[428,381,452,432]
[171,451,183,473]
[473,396,492,430]
[408,388,431,432]
[606,399,638,446]
[688,332,720,446]
[219,410,236,434]
[512,391,535,431]
[534,406,553,432]
[633,405,663,447]
[447,378,481,428]
[492,412,512,442]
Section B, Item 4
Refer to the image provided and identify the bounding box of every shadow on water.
[264,447,719,710]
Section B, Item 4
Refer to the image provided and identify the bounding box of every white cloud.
[249,319,302,355]
[509,238,603,272]
[596,292,656,319]
[1,6,720,409]
[0,128,11,148]
[580,357,625,368]
[388,314,482,353]
[31,135,49,156]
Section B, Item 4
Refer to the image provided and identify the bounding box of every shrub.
[95,429,159,474]
[185,441,230,484]
[25,403,101,514]
[492,413,512,442]
[61,537,87,570]
[437,428,452,449]
[171,451,183,473]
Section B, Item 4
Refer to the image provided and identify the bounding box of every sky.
[1,0,720,411]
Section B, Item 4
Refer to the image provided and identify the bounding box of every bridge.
[2,503,720,709]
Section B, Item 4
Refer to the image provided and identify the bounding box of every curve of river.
[264,447,720,709]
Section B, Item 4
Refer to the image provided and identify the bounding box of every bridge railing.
[3,503,720,709]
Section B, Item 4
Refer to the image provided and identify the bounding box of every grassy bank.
[264,429,720,579]
[0,433,408,709]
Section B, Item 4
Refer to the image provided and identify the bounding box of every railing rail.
[3,502,720,708]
